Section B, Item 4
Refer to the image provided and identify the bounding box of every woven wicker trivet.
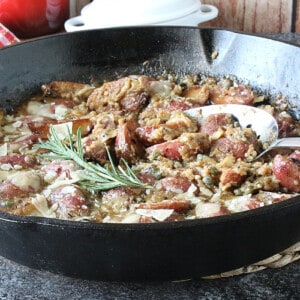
[202,241,300,279]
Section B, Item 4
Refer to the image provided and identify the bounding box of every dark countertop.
[0,256,299,300]
[1,32,300,300]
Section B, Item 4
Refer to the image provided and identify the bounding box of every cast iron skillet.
[0,27,300,281]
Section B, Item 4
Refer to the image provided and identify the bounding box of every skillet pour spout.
[0,27,300,281]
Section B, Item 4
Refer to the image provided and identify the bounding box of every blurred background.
[71,0,300,33]
[201,0,300,33]
[0,0,298,43]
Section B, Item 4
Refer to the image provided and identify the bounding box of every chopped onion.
[135,208,174,222]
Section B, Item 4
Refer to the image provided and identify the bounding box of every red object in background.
[0,0,69,38]
[0,23,19,47]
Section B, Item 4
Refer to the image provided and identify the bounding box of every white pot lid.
[82,0,201,26]
[65,0,218,31]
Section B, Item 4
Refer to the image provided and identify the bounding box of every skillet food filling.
[0,75,299,223]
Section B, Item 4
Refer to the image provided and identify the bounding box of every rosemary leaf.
[35,125,152,191]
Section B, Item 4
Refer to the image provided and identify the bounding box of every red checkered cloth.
[0,23,20,47]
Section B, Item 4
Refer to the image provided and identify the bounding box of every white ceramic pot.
[65,0,218,32]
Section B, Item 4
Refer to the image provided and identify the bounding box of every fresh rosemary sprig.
[35,125,152,191]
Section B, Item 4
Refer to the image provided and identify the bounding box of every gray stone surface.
[0,255,299,300]
[1,33,300,300]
